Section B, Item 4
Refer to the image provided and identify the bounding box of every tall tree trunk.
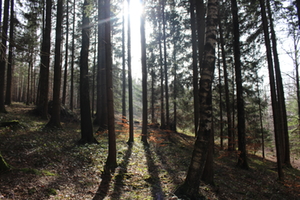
[259,0,284,181]
[296,0,300,29]
[95,0,108,130]
[140,0,148,145]
[159,11,165,130]
[62,0,69,106]
[45,0,63,129]
[121,0,126,124]
[5,0,14,106]
[231,0,249,170]
[190,0,199,136]
[70,0,75,110]
[218,44,223,149]
[78,0,98,145]
[162,1,169,129]
[0,0,9,113]
[105,0,117,169]
[256,71,265,159]
[92,31,97,116]
[266,0,291,167]
[127,0,134,144]
[218,9,233,151]
[174,0,218,197]
[195,0,205,76]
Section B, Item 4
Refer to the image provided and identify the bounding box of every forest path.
[1,103,300,199]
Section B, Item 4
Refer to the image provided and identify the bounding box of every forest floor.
[1,103,300,200]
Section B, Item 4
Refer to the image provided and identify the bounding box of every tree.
[78,0,99,145]
[0,0,9,113]
[127,0,134,144]
[69,0,75,110]
[45,0,63,129]
[231,0,249,169]
[37,0,52,119]
[121,0,126,125]
[105,0,117,169]
[5,0,14,106]
[259,0,284,180]
[140,0,148,144]
[62,0,69,106]
[174,0,218,197]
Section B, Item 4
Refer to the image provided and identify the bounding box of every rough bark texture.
[0,0,9,113]
[105,0,117,169]
[141,0,148,145]
[174,0,218,198]
[78,0,98,145]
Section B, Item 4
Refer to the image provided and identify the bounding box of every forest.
[1,0,300,199]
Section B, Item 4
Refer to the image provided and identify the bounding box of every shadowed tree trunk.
[45,0,63,129]
[127,0,134,144]
[259,0,284,181]
[231,0,249,170]
[5,0,14,106]
[105,0,117,169]
[78,0,98,145]
[121,0,126,125]
[62,0,69,106]
[0,0,9,113]
[140,0,148,145]
[69,0,75,110]
[174,0,218,197]
[159,6,165,130]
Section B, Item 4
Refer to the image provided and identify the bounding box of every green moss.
[47,188,57,196]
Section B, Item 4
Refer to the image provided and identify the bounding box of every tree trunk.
[62,0,69,106]
[296,0,300,29]
[174,0,218,197]
[159,9,165,130]
[45,0,63,129]
[70,0,75,110]
[266,0,291,167]
[231,0,249,170]
[218,9,233,151]
[105,0,117,169]
[121,1,126,124]
[5,0,14,106]
[140,0,148,145]
[190,0,199,136]
[162,1,169,129]
[78,0,98,145]
[127,0,134,144]
[218,44,223,149]
[0,0,9,113]
[259,0,284,181]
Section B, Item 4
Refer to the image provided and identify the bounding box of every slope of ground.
[0,103,300,199]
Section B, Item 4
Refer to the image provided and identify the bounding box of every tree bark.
[231,0,249,170]
[127,0,134,144]
[0,0,9,113]
[78,0,98,145]
[121,0,126,124]
[105,0,117,169]
[5,0,14,106]
[62,0,69,106]
[140,0,148,145]
[174,0,218,197]
[69,0,75,110]
[45,0,63,129]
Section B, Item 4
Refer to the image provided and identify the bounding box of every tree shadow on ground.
[110,143,133,199]
[143,142,164,200]
[92,166,113,200]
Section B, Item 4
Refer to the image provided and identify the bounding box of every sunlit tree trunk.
[159,7,165,130]
[121,0,126,124]
[174,0,218,197]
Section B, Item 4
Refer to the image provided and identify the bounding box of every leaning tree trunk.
[174,0,218,198]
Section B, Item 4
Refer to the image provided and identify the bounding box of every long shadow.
[110,143,133,199]
[143,143,165,200]
[92,165,113,200]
